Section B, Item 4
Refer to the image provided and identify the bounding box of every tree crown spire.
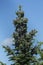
[19,5,22,11]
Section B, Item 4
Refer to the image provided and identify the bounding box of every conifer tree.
[3,6,39,65]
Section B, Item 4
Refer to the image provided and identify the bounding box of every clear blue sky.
[0,0,43,65]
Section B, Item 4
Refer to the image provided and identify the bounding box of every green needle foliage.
[3,6,42,65]
[36,42,43,65]
[0,61,6,65]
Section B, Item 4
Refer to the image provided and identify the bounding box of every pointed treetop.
[19,5,22,11]
[16,5,24,18]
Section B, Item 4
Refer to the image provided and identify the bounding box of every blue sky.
[0,0,43,65]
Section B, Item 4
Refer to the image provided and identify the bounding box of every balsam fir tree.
[3,6,39,65]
